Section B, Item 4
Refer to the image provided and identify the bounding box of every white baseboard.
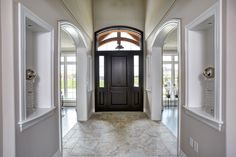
[52,149,61,157]
[179,149,187,157]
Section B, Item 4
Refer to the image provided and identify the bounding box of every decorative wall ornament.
[202,67,215,79]
[26,69,37,81]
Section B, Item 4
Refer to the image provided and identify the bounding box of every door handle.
[108,83,110,92]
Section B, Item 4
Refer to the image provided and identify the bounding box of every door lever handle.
[108,83,110,92]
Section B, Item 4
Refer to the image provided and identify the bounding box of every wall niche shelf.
[185,2,223,131]
[17,3,55,131]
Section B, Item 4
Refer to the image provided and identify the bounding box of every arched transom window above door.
[96,27,142,51]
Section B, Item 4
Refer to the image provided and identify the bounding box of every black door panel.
[95,51,143,111]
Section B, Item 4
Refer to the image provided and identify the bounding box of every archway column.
[150,47,162,121]
[76,48,88,121]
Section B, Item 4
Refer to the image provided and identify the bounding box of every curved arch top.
[151,19,180,48]
[95,25,143,34]
[95,26,143,51]
[60,21,88,49]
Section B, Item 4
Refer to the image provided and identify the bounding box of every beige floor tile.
[63,112,177,157]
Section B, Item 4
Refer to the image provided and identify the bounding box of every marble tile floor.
[63,112,177,157]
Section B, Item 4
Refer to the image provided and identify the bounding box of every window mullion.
[171,56,175,88]
[64,57,68,99]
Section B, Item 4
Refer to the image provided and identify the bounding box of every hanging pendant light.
[115,32,124,50]
[115,41,124,50]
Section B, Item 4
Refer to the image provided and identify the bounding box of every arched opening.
[95,26,143,111]
[162,28,179,136]
[58,21,91,152]
[146,19,181,155]
[60,28,77,137]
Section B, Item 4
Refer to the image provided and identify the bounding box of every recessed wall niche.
[185,2,223,131]
[18,3,55,131]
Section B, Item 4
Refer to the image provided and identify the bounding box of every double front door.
[95,51,143,111]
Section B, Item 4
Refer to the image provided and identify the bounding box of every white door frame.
[148,19,182,155]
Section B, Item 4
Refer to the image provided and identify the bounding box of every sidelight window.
[99,56,105,88]
[134,55,139,87]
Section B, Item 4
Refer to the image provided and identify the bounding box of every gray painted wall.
[13,0,92,157]
[93,0,145,31]
[146,0,225,157]
[226,0,236,156]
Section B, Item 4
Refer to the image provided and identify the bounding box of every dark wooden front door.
[95,51,143,111]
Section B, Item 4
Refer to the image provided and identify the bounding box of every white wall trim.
[179,149,188,157]
[52,149,61,157]
[183,106,223,131]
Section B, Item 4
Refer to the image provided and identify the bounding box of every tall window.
[163,54,178,99]
[134,55,139,87]
[61,54,76,100]
[99,56,105,88]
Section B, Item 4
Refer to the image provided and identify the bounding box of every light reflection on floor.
[62,107,77,137]
[161,107,178,137]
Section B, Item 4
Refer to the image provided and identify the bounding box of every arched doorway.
[95,26,143,111]
[58,21,91,153]
[60,27,77,137]
[161,28,179,136]
[146,19,181,154]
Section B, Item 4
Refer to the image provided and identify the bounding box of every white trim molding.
[183,106,223,131]
[18,107,56,131]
